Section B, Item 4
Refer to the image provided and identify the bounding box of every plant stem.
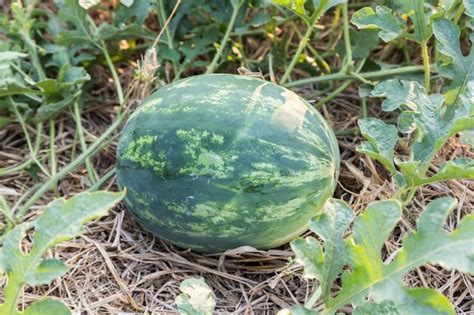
[73,100,98,184]
[10,100,50,177]
[206,0,242,74]
[314,60,365,108]
[284,65,425,88]
[335,127,359,136]
[289,21,331,73]
[49,120,56,177]
[421,42,430,91]
[361,97,367,118]
[157,0,179,76]
[341,3,353,70]
[88,168,116,192]
[280,12,321,84]
[0,195,14,227]
[101,44,125,107]
[15,114,126,220]
[315,80,354,108]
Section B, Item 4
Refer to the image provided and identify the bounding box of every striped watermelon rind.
[117,74,339,252]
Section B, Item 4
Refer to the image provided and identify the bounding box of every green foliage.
[271,0,346,23]
[0,191,124,315]
[360,78,474,193]
[432,18,474,106]
[352,0,431,44]
[175,278,216,315]
[291,197,474,314]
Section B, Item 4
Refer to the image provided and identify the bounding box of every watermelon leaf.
[356,118,398,176]
[56,0,99,48]
[465,0,474,17]
[432,18,474,107]
[23,299,71,315]
[271,0,345,22]
[291,199,354,300]
[371,79,422,112]
[351,6,403,42]
[175,277,216,315]
[0,191,124,315]
[292,197,474,314]
[352,0,431,44]
[360,79,473,194]
[398,158,474,188]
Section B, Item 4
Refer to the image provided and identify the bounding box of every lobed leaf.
[369,79,474,177]
[116,0,152,26]
[398,158,474,190]
[272,0,307,15]
[0,191,124,315]
[371,79,422,112]
[464,0,474,17]
[294,197,473,313]
[433,18,474,107]
[356,118,398,176]
[56,0,98,48]
[352,6,403,42]
[292,199,354,300]
[23,299,71,315]
[352,0,431,44]
[393,0,431,44]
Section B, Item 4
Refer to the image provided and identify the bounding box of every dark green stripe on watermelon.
[117,74,339,253]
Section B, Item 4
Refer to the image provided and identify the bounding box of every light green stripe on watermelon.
[117,74,339,252]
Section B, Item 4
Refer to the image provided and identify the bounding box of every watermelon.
[116,74,339,252]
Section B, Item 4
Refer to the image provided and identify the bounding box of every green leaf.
[371,79,473,173]
[56,0,97,48]
[272,0,345,20]
[399,158,474,188]
[353,300,399,315]
[356,118,398,175]
[393,0,431,43]
[460,129,474,146]
[433,18,474,107]
[392,197,473,274]
[23,299,71,315]
[116,0,152,26]
[353,1,431,44]
[175,277,216,315]
[352,6,404,42]
[371,79,423,111]
[24,259,67,286]
[397,110,416,134]
[58,65,90,88]
[350,29,380,60]
[0,51,28,61]
[320,197,471,314]
[34,95,75,122]
[410,89,473,170]
[292,199,354,300]
[272,0,307,15]
[0,191,124,315]
[464,0,474,17]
